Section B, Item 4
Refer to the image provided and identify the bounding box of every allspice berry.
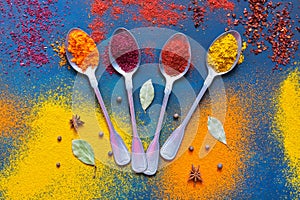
[116,96,122,103]
[173,113,179,119]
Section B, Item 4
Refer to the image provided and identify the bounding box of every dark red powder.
[226,1,299,70]
[161,34,190,76]
[110,30,139,73]
[0,0,61,73]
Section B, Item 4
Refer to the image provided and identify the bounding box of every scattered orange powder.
[52,41,67,67]
[67,29,99,71]
[160,90,251,199]
[0,92,27,138]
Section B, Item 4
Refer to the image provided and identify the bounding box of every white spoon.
[65,28,130,166]
[160,30,242,161]
[144,33,191,175]
[109,27,147,173]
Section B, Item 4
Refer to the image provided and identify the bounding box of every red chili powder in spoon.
[161,34,190,76]
[110,30,139,73]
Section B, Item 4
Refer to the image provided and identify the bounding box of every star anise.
[70,114,84,132]
[188,164,202,185]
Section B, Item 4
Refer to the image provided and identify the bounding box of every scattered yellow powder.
[275,68,300,198]
[0,87,149,199]
[161,90,250,199]
[208,33,246,72]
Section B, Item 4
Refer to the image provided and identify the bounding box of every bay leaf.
[72,139,95,166]
[207,116,227,145]
[140,79,154,111]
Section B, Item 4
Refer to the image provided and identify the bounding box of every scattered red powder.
[89,0,186,43]
[0,0,61,72]
[162,34,190,76]
[142,48,155,63]
[206,0,235,11]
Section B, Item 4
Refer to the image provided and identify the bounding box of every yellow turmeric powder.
[68,29,99,72]
[208,33,246,73]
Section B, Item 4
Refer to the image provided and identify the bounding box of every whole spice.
[67,29,99,72]
[110,30,139,73]
[57,136,62,142]
[217,163,223,170]
[207,33,242,73]
[173,113,179,119]
[116,96,122,103]
[139,79,155,111]
[70,115,85,132]
[227,1,299,70]
[188,0,206,29]
[161,34,190,76]
[56,162,61,168]
[188,164,203,184]
[189,146,194,152]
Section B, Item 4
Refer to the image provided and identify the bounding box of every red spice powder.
[110,30,139,73]
[89,0,186,43]
[161,34,190,76]
[0,0,61,72]
[206,0,234,11]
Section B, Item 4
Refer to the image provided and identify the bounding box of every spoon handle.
[160,73,215,160]
[144,81,173,175]
[125,77,147,173]
[93,83,130,166]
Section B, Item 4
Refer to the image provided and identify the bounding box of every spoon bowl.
[65,28,131,166]
[160,30,242,161]
[109,27,141,77]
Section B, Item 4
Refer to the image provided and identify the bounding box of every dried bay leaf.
[207,116,227,145]
[140,79,154,111]
[72,139,95,166]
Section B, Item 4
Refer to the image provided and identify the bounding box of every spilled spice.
[0,0,62,71]
[67,29,99,72]
[274,68,300,198]
[89,0,186,43]
[227,1,299,70]
[52,41,67,67]
[161,34,190,76]
[0,86,150,199]
[160,89,251,199]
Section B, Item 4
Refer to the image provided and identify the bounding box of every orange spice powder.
[67,29,99,72]
[0,92,27,139]
[160,90,251,199]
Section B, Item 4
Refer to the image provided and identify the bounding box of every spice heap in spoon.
[110,30,139,73]
[161,34,191,76]
[67,29,99,72]
[207,33,245,73]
